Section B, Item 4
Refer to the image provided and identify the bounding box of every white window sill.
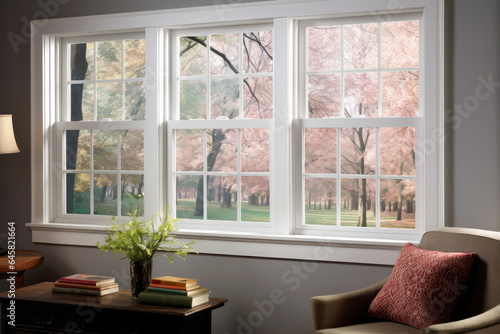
[26,222,415,265]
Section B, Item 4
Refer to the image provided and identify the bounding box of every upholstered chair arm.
[425,305,500,334]
[310,278,388,330]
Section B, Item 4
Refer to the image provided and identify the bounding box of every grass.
[176,199,270,222]
[85,195,415,229]
[73,190,144,216]
[177,199,415,228]
[305,206,415,228]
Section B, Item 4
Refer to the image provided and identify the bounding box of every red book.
[58,274,115,286]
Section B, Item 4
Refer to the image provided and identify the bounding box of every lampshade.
[0,115,20,154]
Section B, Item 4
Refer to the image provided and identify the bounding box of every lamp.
[0,115,20,154]
[0,115,20,255]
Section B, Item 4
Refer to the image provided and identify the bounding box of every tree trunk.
[100,184,108,204]
[217,182,222,202]
[194,130,226,216]
[356,122,367,227]
[397,181,403,221]
[194,176,204,216]
[66,44,88,213]
[221,186,232,208]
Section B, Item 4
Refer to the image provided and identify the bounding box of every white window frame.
[29,0,444,265]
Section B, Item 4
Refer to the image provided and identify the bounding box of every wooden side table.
[0,250,44,288]
[0,282,228,334]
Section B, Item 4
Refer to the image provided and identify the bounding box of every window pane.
[179,36,207,76]
[97,82,122,120]
[380,127,415,175]
[344,23,378,70]
[344,72,378,117]
[307,26,341,71]
[66,173,90,214]
[121,130,144,171]
[125,81,146,120]
[382,71,419,117]
[341,128,376,175]
[94,174,117,216]
[380,179,415,229]
[121,174,144,216]
[241,176,270,222]
[241,129,269,173]
[243,31,273,73]
[243,76,273,119]
[305,178,336,225]
[304,128,336,174]
[176,129,204,172]
[125,39,146,78]
[308,74,341,118]
[208,129,237,172]
[94,130,118,171]
[96,41,122,80]
[340,178,376,227]
[66,130,91,171]
[70,43,93,81]
[210,78,239,119]
[210,33,239,75]
[382,20,419,69]
[207,176,237,221]
[180,79,207,120]
[176,175,203,220]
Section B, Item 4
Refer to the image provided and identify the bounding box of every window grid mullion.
[90,129,95,215]
[336,128,341,226]
[93,42,98,121]
[203,130,208,220]
[375,127,380,228]
[237,129,242,222]
[340,25,345,118]
[117,132,122,217]
[378,23,382,117]
[206,35,211,120]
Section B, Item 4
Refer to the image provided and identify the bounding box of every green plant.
[97,196,195,262]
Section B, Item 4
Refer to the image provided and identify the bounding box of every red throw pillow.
[367,243,476,329]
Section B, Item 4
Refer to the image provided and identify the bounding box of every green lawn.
[176,199,270,222]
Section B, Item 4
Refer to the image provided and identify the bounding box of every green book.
[138,291,210,308]
[146,286,207,297]
[52,285,119,296]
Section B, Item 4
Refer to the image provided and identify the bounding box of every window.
[58,34,146,222]
[169,25,275,232]
[295,14,424,238]
[30,0,443,264]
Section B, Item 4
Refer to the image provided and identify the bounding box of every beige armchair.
[310,227,500,333]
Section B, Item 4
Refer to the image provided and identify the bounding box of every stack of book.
[138,276,210,308]
[52,274,119,296]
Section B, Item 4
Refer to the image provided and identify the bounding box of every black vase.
[130,259,152,298]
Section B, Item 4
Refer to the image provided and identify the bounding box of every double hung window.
[59,34,146,221]
[169,25,275,231]
[296,14,423,238]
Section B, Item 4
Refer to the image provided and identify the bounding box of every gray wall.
[0,0,499,333]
